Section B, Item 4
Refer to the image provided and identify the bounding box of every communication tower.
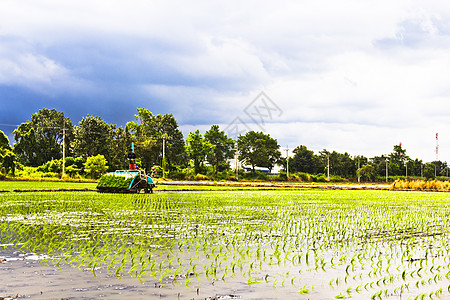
[435,133,439,177]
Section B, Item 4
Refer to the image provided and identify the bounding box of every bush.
[42,172,60,178]
[329,175,347,182]
[215,170,236,180]
[65,165,82,177]
[37,159,62,173]
[194,173,210,181]
[167,167,196,180]
[241,171,268,181]
[313,174,327,182]
[295,172,311,182]
[167,169,186,180]
[151,165,164,178]
[84,155,108,179]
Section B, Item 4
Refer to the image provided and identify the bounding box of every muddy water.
[0,246,351,300]
[0,248,395,300]
[0,260,303,299]
[2,246,447,299]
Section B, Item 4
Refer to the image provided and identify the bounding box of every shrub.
[309,173,327,182]
[278,172,287,180]
[84,155,108,179]
[37,159,62,173]
[215,170,234,180]
[167,167,196,180]
[151,165,164,178]
[65,165,81,177]
[42,172,60,178]
[295,172,311,182]
[194,173,210,181]
[242,171,268,181]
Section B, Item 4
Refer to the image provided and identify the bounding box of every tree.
[290,145,321,174]
[389,144,410,176]
[64,156,85,177]
[319,150,356,177]
[421,160,448,178]
[408,158,423,177]
[370,155,389,177]
[237,131,281,172]
[423,163,436,179]
[108,125,133,170]
[204,125,235,174]
[434,160,448,177]
[84,154,108,179]
[13,108,73,166]
[335,152,356,177]
[127,108,186,170]
[72,115,113,159]
[185,130,213,174]
[357,164,375,181]
[0,130,16,175]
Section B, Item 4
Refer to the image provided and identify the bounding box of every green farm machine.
[96,144,156,193]
[97,169,156,193]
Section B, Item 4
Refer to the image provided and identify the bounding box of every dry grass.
[391,179,450,191]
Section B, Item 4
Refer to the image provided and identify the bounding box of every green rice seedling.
[297,285,309,294]
[4,189,450,298]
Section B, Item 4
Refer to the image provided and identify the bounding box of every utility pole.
[385,159,388,182]
[61,117,67,178]
[162,136,166,178]
[285,147,289,180]
[421,163,423,179]
[357,156,361,183]
[62,127,66,177]
[405,161,408,178]
[235,144,239,181]
[435,133,439,178]
[327,154,330,181]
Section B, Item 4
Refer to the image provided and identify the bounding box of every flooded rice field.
[1,190,450,299]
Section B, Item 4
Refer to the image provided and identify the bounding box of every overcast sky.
[0,0,449,161]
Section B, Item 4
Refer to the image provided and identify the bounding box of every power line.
[0,123,20,127]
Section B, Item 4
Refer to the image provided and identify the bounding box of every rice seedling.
[2,189,450,298]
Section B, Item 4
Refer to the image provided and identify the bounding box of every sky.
[0,0,449,162]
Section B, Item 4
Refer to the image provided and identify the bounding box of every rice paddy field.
[1,187,450,299]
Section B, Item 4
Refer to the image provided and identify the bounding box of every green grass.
[1,189,450,298]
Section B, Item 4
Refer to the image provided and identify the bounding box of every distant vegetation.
[0,107,448,182]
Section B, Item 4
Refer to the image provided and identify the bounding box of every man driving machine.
[127,148,137,170]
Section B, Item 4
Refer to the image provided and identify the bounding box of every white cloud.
[0,49,89,95]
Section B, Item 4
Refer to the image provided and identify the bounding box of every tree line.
[0,107,447,181]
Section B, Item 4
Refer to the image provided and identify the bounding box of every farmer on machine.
[127,148,137,170]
